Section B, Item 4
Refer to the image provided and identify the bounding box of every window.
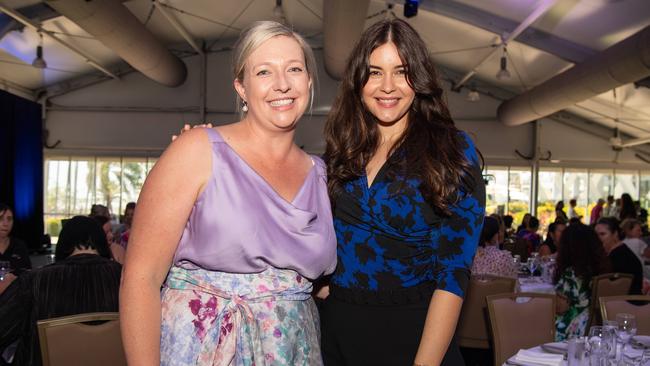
[508,168,531,226]
[564,169,588,221]
[44,156,157,238]
[537,168,562,232]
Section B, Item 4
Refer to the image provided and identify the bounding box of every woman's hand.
[171,123,213,141]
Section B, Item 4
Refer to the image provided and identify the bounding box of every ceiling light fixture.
[273,0,287,25]
[404,0,419,18]
[496,46,510,80]
[32,32,47,69]
[466,85,480,102]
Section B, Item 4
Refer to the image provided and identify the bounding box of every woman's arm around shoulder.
[120,127,213,366]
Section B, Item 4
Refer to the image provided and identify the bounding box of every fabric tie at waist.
[164,266,312,365]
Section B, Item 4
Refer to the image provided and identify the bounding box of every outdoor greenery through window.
[44,156,157,238]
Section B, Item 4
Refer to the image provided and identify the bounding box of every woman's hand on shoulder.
[172,123,213,141]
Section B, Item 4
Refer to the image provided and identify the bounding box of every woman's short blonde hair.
[232,21,317,113]
[620,218,641,234]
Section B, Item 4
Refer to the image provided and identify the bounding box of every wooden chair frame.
[486,293,556,366]
[587,272,633,329]
[599,295,650,323]
[457,275,517,349]
[37,312,121,366]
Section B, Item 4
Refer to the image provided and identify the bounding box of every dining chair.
[599,295,650,335]
[486,293,556,366]
[37,312,127,366]
[587,273,634,329]
[457,275,516,349]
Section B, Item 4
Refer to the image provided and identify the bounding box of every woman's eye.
[395,69,406,75]
[369,70,381,77]
[289,67,304,72]
[256,70,270,76]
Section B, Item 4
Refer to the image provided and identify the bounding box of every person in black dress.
[321,19,485,366]
[595,217,643,295]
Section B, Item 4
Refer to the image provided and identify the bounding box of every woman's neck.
[70,248,99,256]
[605,240,622,255]
[0,236,9,253]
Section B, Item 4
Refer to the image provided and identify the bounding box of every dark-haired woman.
[321,19,485,366]
[553,224,609,341]
[595,217,643,295]
[0,216,121,365]
[619,193,637,221]
[0,203,31,277]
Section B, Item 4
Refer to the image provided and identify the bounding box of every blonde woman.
[120,22,336,365]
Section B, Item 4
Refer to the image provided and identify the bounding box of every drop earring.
[242,101,248,112]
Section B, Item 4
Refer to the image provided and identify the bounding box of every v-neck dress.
[160,128,336,366]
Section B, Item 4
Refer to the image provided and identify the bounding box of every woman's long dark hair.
[619,193,637,220]
[323,19,476,215]
[553,223,609,284]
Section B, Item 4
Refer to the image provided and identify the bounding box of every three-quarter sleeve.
[432,133,486,298]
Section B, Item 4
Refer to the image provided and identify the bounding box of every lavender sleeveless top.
[172,128,336,280]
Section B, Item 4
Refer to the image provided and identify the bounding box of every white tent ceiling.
[1,0,649,141]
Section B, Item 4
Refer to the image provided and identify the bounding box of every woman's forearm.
[413,289,463,366]
[120,274,163,365]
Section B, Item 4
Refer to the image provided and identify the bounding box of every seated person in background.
[516,213,531,234]
[471,216,518,279]
[554,224,609,341]
[0,203,31,277]
[538,221,566,257]
[620,218,648,264]
[0,216,121,366]
[92,215,125,264]
[489,213,506,245]
[595,217,643,295]
[89,203,110,219]
[517,216,542,253]
[502,214,514,241]
[115,202,135,239]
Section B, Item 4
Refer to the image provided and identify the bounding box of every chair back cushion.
[588,273,634,328]
[487,293,555,366]
[37,312,126,366]
[457,275,516,348]
[600,295,650,335]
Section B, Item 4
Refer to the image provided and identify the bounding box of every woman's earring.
[242,101,248,112]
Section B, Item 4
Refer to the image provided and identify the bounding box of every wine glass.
[615,313,637,353]
[526,257,538,277]
[0,261,10,281]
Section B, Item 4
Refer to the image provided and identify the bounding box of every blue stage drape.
[0,89,43,251]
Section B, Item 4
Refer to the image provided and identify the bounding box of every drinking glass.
[602,320,618,361]
[0,261,10,281]
[616,313,637,355]
[567,336,587,366]
[588,326,613,366]
[526,257,538,277]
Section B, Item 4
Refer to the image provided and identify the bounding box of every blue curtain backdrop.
[0,89,43,251]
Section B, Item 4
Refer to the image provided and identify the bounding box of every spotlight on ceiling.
[466,86,480,102]
[32,33,47,69]
[496,47,510,80]
[404,0,419,18]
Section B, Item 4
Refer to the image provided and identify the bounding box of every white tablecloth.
[516,277,555,294]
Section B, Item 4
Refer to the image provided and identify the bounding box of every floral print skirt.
[160,266,322,366]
